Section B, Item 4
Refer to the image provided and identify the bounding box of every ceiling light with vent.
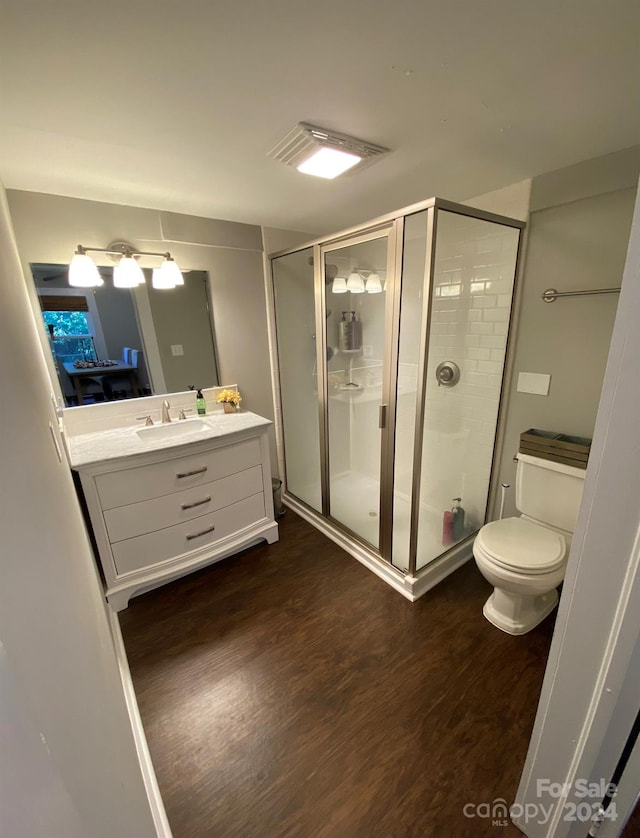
[268,123,390,180]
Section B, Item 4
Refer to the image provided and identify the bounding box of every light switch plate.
[517,372,551,396]
[171,344,184,356]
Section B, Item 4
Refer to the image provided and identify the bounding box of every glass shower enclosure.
[271,198,524,595]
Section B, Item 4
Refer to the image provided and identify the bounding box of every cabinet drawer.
[96,438,261,510]
[112,492,266,575]
[103,465,263,543]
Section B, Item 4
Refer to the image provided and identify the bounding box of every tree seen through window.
[43,310,97,363]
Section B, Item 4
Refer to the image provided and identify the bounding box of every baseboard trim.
[109,610,173,838]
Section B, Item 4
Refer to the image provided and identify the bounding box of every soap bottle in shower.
[339,310,362,351]
[338,311,349,350]
[451,498,465,541]
[350,311,362,351]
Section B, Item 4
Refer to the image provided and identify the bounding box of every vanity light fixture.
[365,272,383,294]
[268,123,390,180]
[346,271,365,293]
[152,267,175,289]
[113,256,145,288]
[69,243,184,290]
[330,267,386,294]
[159,255,184,287]
[68,249,104,287]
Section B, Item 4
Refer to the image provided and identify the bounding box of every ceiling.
[1,0,638,235]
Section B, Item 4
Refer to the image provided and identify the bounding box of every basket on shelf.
[519,428,592,470]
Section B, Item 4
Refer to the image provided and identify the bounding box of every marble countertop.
[66,410,272,469]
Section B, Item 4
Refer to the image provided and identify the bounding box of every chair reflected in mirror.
[101,347,144,400]
[51,332,105,405]
[61,366,106,405]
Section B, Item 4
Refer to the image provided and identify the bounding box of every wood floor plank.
[623,804,640,836]
[120,511,556,838]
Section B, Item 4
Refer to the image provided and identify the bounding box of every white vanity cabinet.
[74,425,278,610]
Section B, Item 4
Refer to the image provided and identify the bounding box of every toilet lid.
[476,517,566,573]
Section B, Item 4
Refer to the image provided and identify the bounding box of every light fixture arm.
[76,244,174,260]
[70,243,182,290]
[354,267,385,276]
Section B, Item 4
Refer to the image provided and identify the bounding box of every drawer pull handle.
[186,524,216,541]
[181,496,211,510]
[176,466,208,479]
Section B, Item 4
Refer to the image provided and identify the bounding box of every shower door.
[319,226,398,555]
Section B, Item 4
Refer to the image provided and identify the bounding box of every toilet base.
[483,587,559,636]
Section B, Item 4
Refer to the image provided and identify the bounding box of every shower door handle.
[378,404,387,429]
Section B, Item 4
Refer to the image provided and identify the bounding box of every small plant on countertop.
[216,388,242,407]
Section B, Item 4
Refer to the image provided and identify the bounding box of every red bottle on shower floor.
[442,510,454,546]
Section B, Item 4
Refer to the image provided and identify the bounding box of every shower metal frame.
[269,196,526,592]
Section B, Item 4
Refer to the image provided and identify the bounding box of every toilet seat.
[476,517,566,574]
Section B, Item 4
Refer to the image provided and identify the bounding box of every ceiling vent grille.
[268,122,389,174]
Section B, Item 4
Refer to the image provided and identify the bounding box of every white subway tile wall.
[415,212,520,569]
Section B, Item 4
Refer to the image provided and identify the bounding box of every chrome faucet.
[161,399,172,424]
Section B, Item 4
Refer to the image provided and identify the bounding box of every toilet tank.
[516,453,586,533]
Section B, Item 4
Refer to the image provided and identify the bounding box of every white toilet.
[473,452,586,635]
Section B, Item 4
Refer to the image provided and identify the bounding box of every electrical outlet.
[363,344,373,358]
[171,344,184,356]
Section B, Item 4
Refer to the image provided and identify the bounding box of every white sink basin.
[136,418,211,442]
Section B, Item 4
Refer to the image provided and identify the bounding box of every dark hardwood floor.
[120,511,557,838]
[623,803,640,836]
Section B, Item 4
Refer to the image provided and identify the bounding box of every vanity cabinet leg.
[107,590,132,612]
[264,523,280,545]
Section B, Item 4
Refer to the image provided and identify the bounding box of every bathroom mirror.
[30,263,220,406]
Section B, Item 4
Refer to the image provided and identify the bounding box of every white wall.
[0,643,86,838]
[464,149,640,520]
[262,226,314,255]
[0,184,158,836]
[463,178,532,222]
[493,151,639,516]
[7,191,309,475]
